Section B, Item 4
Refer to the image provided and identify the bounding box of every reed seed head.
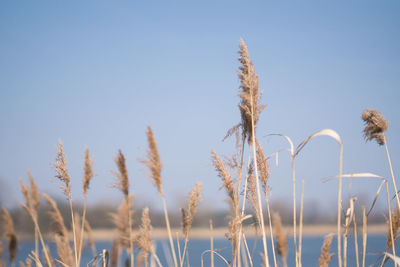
[2,208,17,263]
[211,150,236,209]
[142,126,163,195]
[386,206,400,251]
[362,109,388,146]
[256,140,269,194]
[273,213,288,261]
[318,234,334,267]
[183,182,202,236]
[111,149,129,197]
[83,147,96,197]
[110,195,133,248]
[238,39,266,144]
[27,171,40,213]
[53,141,71,197]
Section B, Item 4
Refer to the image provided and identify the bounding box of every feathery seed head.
[211,150,236,209]
[362,109,388,146]
[27,171,40,212]
[238,39,266,144]
[83,147,96,197]
[273,213,288,261]
[111,149,129,197]
[318,234,334,267]
[2,208,18,262]
[53,141,71,197]
[142,126,163,195]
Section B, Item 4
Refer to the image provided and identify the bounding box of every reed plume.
[110,196,133,249]
[42,193,73,266]
[211,150,236,209]
[142,126,178,267]
[2,208,17,263]
[83,147,96,197]
[180,182,202,267]
[53,141,71,197]
[142,126,163,195]
[27,171,40,213]
[362,109,388,146]
[273,213,288,267]
[238,39,265,144]
[386,206,400,252]
[247,164,261,224]
[135,207,158,267]
[319,234,334,267]
[111,149,130,197]
[256,140,269,194]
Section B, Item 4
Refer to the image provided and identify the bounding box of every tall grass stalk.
[265,195,277,267]
[384,136,400,210]
[298,179,305,267]
[362,207,367,267]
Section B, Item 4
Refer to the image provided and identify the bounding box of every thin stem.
[128,198,134,267]
[353,212,360,267]
[291,159,298,267]
[177,232,183,267]
[210,220,214,267]
[236,140,246,267]
[384,136,400,209]
[362,206,367,267]
[380,182,396,267]
[298,179,304,267]
[265,193,277,267]
[77,197,88,267]
[242,233,253,267]
[337,144,343,267]
[68,196,79,267]
[161,195,178,267]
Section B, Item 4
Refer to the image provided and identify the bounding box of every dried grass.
[2,208,17,263]
[318,234,334,267]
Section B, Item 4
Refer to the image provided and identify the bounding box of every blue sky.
[0,1,399,212]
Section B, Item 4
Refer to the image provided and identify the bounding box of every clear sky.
[0,1,399,212]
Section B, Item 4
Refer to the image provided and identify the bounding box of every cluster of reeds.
[0,39,399,267]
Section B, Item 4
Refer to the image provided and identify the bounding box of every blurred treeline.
[0,196,385,237]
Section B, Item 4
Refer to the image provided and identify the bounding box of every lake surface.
[3,235,398,266]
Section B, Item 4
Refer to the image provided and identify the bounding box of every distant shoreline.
[15,224,387,241]
[88,224,387,241]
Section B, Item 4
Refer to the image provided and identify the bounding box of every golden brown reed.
[273,213,288,264]
[42,193,73,266]
[256,140,269,194]
[135,207,154,266]
[362,109,388,146]
[18,258,32,267]
[142,126,163,195]
[238,39,265,144]
[111,149,130,197]
[184,182,202,236]
[110,195,133,248]
[319,234,334,267]
[74,213,82,256]
[211,150,236,209]
[83,147,96,197]
[386,206,400,251]
[28,171,40,212]
[2,208,17,263]
[247,164,261,224]
[53,141,71,197]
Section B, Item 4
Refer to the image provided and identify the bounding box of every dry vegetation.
[0,40,399,267]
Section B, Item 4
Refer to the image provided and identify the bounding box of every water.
[3,235,398,266]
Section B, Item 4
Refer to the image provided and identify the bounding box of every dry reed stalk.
[27,171,40,257]
[381,181,397,267]
[142,126,178,267]
[78,147,96,267]
[20,203,53,267]
[53,141,79,267]
[298,179,305,267]
[273,213,287,267]
[2,208,17,263]
[386,206,400,254]
[181,182,202,267]
[84,220,97,256]
[362,206,367,267]
[294,129,343,267]
[210,220,214,267]
[211,149,240,266]
[135,208,162,267]
[318,234,334,267]
[265,196,277,267]
[73,213,82,259]
[111,149,134,267]
[353,211,360,267]
[362,109,400,215]
[247,166,260,225]
[42,193,73,267]
[343,197,356,267]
